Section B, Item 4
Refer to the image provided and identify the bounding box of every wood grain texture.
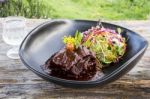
[0,18,149,99]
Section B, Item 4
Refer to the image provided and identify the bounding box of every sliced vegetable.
[63,26,126,67]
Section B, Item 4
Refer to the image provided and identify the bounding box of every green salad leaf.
[74,31,83,48]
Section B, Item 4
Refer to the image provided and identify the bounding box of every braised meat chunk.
[45,46,98,80]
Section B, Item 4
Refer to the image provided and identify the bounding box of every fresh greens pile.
[63,26,126,67]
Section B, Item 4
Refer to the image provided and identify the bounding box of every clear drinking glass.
[2,16,27,59]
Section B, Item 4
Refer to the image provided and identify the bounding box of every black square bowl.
[19,19,148,88]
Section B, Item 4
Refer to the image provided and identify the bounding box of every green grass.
[1,0,150,20]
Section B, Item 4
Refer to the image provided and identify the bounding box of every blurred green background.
[1,0,150,20]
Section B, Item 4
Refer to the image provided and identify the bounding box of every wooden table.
[0,19,150,99]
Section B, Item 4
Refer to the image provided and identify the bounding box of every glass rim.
[3,16,26,23]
